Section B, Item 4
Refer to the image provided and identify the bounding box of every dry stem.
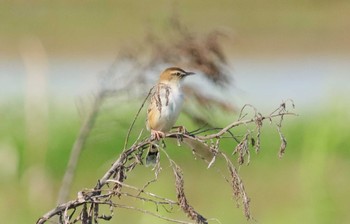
[37,102,296,224]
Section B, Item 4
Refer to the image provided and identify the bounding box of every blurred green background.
[1,0,350,223]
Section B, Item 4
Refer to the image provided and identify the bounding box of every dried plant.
[45,15,298,224]
[171,160,208,224]
[57,14,234,205]
[37,101,296,224]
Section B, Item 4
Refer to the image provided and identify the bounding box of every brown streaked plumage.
[145,67,194,165]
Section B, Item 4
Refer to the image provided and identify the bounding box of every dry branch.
[56,15,235,205]
[57,92,105,205]
[171,161,208,224]
[44,13,297,224]
[37,102,296,224]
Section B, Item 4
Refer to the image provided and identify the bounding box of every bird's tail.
[145,143,159,166]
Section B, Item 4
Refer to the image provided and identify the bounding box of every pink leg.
[151,130,165,140]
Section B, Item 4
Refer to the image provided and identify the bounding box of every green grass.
[1,98,350,223]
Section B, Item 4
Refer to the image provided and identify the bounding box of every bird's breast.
[155,86,184,132]
[161,89,183,118]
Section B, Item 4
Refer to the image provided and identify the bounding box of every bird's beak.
[184,71,195,77]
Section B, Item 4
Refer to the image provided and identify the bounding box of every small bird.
[145,67,194,165]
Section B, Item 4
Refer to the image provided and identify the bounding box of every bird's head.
[159,67,195,84]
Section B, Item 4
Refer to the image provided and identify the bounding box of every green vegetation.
[1,0,350,56]
[1,98,349,223]
[1,1,349,223]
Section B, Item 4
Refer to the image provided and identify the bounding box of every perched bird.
[145,67,194,165]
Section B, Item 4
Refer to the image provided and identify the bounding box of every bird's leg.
[151,129,165,141]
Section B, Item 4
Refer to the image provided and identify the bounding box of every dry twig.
[47,14,297,224]
[37,102,296,224]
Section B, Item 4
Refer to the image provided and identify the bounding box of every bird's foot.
[151,130,165,141]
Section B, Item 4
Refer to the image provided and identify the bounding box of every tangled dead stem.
[37,16,297,224]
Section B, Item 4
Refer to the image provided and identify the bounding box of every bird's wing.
[146,85,161,131]
[146,83,171,131]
